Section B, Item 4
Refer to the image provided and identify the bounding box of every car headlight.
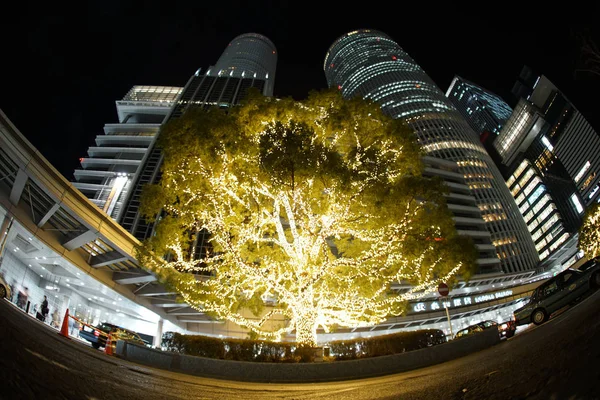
[500,323,507,329]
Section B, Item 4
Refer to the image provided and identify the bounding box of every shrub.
[161,328,445,362]
[327,329,446,360]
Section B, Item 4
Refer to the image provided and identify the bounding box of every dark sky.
[2,2,599,181]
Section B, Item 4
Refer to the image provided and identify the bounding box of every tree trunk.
[294,309,318,347]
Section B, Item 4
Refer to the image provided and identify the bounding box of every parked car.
[498,320,517,339]
[79,322,115,349]
[454,319,515,340]
[426,329,447,346]
[0,275,11,300]
[79,322,146,349]
[513,263,600,326]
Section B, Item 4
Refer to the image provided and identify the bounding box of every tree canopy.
[137,88,477,346]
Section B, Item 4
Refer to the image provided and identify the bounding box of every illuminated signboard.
[410,289,513,314]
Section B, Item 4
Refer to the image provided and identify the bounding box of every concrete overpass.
[0,109,211,342]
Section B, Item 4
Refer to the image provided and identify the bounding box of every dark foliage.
[161,329,446,363]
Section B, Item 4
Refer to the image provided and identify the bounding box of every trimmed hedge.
[162,332,295,362]
[327,329,446,360]
[161,329,446,363]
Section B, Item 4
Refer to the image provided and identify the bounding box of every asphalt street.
[1,287,600,400]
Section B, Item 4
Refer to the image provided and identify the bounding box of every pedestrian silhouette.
[37,295,49,322]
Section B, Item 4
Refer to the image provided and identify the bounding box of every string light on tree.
[579,202,600,258]
[137,88,478,347]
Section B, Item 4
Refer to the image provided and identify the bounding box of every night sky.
[2,2,599,181]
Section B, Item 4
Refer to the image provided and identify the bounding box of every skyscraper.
[119,33,277,241]
[324,29,539,273]
[487,71,600,269]
[527,75,600,206]
[448,77,582,270]
[446,76,513,137]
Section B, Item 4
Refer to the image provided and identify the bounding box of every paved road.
[1,287,600,400]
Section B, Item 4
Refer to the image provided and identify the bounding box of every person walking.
[37,295,49,322]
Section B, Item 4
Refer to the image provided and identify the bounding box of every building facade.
[487,73,593,269]
[119,33,278,242]
[528,75,600,206]
[447,74,583,270]
[422,156,501,272]
[323,29,538,273]
[446,76,513,137]
[505,158,579,268]
[72,86,182,221]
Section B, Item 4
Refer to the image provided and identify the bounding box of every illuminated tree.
[137,88,477,347]
[579,203,600,258]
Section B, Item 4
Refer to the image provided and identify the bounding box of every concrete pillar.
[154,318,164,349]
[0,215,14,264]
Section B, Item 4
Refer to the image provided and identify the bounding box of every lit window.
[541,135,553,151]
[570,193,584,214]
[574,161,591,183]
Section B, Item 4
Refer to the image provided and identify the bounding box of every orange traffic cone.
[105,333,113,355]
[58,308,70,339]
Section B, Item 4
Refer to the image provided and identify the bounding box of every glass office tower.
[446,76,513,137]
[453,79,582,270]
[324,29,538,273]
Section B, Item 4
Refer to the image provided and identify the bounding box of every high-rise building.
[446,76,514,176]
[494,99,547,167]
[486,71,599,269]
[446,76,513,137]
[67,33,278,336]
[422,156,500,270]
[528,75,600,206]
[119,33,277,242]
[510,65,540,103]
[324,29,539,273]
[453,73,584,270]
[72,86,182,220]
[505,158,579,267]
